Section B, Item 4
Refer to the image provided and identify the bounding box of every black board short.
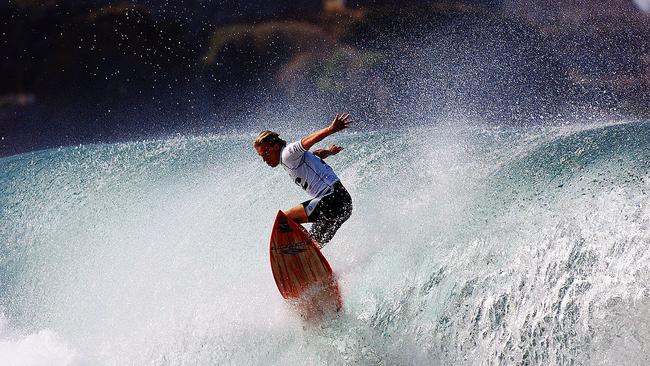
[301,181,352,247]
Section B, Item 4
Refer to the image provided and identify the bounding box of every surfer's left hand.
[314,145,343,159]
[327,145,343,156]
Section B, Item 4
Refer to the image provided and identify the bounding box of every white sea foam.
[0,314,81,366]
[0,121,649,364]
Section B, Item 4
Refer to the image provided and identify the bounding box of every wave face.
[1,121,649,365]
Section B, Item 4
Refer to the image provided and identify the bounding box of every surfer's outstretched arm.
[300,113,351,151]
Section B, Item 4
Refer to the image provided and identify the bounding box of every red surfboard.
[270,210,342,319]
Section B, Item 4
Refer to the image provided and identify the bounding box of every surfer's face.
[256,143,281,167]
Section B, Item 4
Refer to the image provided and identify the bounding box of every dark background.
[2,0,649,157]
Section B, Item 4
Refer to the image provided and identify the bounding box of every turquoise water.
[0,121,649,365]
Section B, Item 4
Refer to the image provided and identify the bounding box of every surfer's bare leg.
[284,204,309,224]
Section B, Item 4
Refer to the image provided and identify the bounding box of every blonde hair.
[254,130,285,147]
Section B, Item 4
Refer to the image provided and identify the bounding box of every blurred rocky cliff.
[1,0,649,156]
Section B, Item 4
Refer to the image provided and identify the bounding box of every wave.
[0,120,648,365]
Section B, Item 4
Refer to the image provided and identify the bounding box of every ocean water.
[0,120,649,365]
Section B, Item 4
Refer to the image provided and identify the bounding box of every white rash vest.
[281,140,339,198]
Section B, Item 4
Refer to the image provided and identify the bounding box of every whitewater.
[1,120,649,365]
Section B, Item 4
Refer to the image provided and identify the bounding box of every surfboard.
[269,210,342,319]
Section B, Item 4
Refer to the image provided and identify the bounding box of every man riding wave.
[254,113,353,247]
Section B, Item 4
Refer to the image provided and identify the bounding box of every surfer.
[254,113,353,247]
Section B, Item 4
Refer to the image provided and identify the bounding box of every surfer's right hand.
[329,113,352,133]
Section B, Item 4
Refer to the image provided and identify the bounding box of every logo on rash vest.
[272,241,307,254]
